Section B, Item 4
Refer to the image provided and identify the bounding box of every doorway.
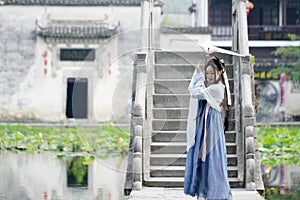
[66,78,88,119]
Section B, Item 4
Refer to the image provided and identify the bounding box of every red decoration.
[43,51,48,57]
[246,1,254,16]
[108,192,111,200]
[44,191,48,200]
[43,50,48,75]
[107,51,112,75]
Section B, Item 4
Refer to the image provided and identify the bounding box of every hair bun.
[210,56,224,72]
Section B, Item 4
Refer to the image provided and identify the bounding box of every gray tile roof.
[3,0,163,6]
[161,27,212,34]
[37,20,119,38]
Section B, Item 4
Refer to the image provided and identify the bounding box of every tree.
[270,34,300,81]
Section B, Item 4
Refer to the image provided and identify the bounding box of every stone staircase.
[143,51,244,188]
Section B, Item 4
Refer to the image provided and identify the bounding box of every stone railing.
[232,0,264,194]
[124,52,147,194]
[240,55,264,194]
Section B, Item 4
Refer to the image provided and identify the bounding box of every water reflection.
[255,81,282,123]
[0,153,128,200]
[67,156,88,188]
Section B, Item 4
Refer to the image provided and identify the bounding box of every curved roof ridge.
[37,19,119,38]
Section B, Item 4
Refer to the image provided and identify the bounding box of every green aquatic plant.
[0,124,130,157]
[258,126,300,166]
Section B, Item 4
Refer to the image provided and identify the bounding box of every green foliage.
[273,46,300,59]
[270,34,300,81]
[0,124,130,157]
[258,126,300,166]
[266,189,300,200]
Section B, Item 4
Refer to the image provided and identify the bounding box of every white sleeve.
[188,71,224,112]
[188,70,205,97]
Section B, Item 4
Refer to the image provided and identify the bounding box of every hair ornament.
[210,56,231,106]
[210,56,224,72]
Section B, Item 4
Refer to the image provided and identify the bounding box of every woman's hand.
[194,63,202,73]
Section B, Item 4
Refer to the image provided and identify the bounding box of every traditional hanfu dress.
[184,70,232,200]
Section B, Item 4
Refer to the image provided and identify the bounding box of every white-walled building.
[0,0,163,124]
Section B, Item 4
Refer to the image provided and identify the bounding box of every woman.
[184,56,232,200]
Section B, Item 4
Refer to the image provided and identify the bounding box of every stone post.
[195,0,208,27]
[232,0,263,191]
[132,53,147,190]
[124,53,147,193]
[140,1,149,50]
[245,126,256,190]
[240,56,256,190]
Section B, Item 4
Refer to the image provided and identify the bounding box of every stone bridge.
[123,50,264,196]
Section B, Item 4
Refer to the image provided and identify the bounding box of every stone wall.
[0,5,162,123]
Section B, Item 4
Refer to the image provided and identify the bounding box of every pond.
[0,153,128,200]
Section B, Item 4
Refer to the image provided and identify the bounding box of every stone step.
[150,142,237,155]
[152,119,187,131]
[152,108,236,131]
[150,154,187,166]
[154,64,234,80]
[152,130,187,142]
[150,154,238,167]
[152,109,236,131]
[150,166,238,178]
[228,107,236,120]
[150,166,185,177]
[229,119,237,131]
[155,51,207,65]
[153,94,190,108]
[152,118,235,137]
[143,177,243,188]
[154,64,234,83]
[151,142,187,154]
[153,108,189,119]
[154,79,190,94]
[153,106,236,118]
[152,130,236,143]
[227,154,238,166]
[154,78,235,94]
[225,131,237,143]
[226,142,237,154]
[153,94,236,113]
[154,51,234,66]
[143,177,184,187]
[154,77,235,82]
[228,78,235,93]
[154,64,194,79]
[127,187,264,200]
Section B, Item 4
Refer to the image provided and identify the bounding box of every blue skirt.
[184,100,232,199]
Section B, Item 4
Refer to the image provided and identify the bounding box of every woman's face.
[205,65,217,85]
[205,65,222,85]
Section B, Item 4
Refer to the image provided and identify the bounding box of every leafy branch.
[270,34,300,81]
